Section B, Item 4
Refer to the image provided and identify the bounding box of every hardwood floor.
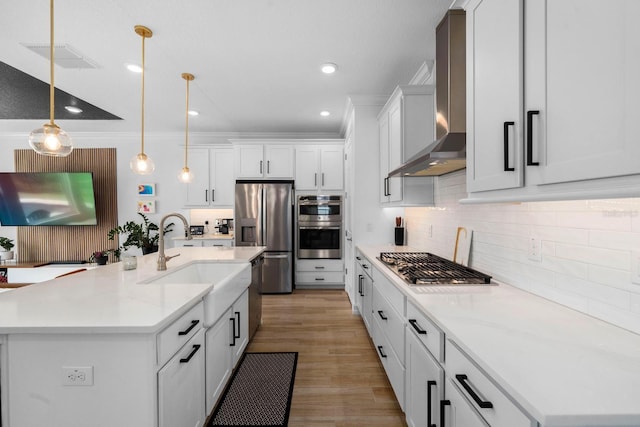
[246,289,407,427]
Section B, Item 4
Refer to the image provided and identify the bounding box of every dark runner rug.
[208,352,298,427]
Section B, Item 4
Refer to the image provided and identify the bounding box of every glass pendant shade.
[178,166,194,183]
[130,152,155,175]
[29,123,73,157]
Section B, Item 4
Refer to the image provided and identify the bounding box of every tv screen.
[0,172,98,226]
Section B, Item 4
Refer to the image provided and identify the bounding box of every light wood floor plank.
[246,289,407,427]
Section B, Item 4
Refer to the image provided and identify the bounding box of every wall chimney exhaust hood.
[389,9,466,177]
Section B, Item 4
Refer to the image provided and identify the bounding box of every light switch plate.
[528,236,542,262]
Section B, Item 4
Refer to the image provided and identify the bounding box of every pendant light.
[28,0,73,157]
[130,25,155,175]
[178,73,195,183]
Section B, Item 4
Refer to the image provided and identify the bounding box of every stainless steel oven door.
[297,196,342,223]
[297,224,342,259]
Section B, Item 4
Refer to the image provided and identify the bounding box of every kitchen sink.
[140,261,251,327]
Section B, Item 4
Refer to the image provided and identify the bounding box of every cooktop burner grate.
[378,252,492,285]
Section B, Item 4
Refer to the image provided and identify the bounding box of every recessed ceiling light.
[321,63,337,74]
[320,110,330,117]
[188,110,199,116]
[64,105,83,114]
[126,63,143,73]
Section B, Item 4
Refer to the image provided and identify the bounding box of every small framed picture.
[138,183,155,197]
[137,200,156,214]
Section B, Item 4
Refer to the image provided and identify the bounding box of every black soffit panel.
[0,61,121,120]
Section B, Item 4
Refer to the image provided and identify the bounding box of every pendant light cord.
[49,0,55,126]
[140,32,146,155]
[184,77,190,167]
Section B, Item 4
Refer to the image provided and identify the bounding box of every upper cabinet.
[466,0,640,201]
[184,147,234,207]
[295,145,344,191]
[234,143,294,179]
[378,85,435,206]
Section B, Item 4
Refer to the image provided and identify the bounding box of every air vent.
[21,43,99,69]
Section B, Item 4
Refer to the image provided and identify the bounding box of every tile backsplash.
[405,170,640,334]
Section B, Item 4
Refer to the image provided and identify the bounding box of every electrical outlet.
[528,236,542,262]
[62,366,94,386]
[632,251,640,286]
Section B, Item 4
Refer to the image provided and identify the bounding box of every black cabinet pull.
[408,319,427,335]
[234,311,241,339]
[358,274,363,296]
[440,399,450,427]
[503,121,515,171]
[356,256,361,261]
[427,380,436,427]
[230,317,236,346]
[322,173,325,186]
[179,344,201,363]
[314,266,325,269]
[314,173,317,186]
[527,110,540,166]
[315,277,325,281]
[362,264,369,270]
[205,189,208,202]
[377,345,387,358]
[377,310,388,321]
[267,160,270,173]
[455,374,494,408]
[178,319,199,336]
[212,189,215,202]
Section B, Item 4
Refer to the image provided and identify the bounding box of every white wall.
[405,170,640,334]
[0,132,204,254]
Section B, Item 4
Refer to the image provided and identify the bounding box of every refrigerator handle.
[260,186,266,246]
[263,253,289,259]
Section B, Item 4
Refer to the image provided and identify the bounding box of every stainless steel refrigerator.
[235,181,294,293]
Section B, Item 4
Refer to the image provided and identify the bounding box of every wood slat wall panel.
[15,148,118,263]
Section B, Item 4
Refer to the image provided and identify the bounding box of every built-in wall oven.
[297,195,342,259]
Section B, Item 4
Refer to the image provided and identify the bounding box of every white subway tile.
[555,243,629,271]
[589,230,639,251]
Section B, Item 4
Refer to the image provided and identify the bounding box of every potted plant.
[89,250,111,265]
[0,237,15,261]
[108,213,174,256]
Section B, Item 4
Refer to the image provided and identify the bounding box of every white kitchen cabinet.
[372,309,405,411]
[184,147,234,207]
[378,85,435,206]
[175,238,233,248]
[234,144,294,179]
[295,145,344,191]
[295,259,344,288]
[204,288,249,413]
[442,378,490,427]
[158,328,206,427]
[355,252,373,335]
[405,327,444,427]
[466,0,640,200]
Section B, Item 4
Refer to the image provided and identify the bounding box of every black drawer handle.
[377,310,388,321]
[314,266,325,269]
[455,374,494,408]
[362,264,369,269]
[179,344,201,363]
[356,256,361,261]
[377,345,387,358]
[230,317,236,346]
[234,311,241,339]
[503,121,515,171]
[440,399,450,427]
[408,319,427,335]
[178,319,200,336]
[427,380,436,427]
[358,274,363,296]
[315,277,325,281]
[527,110,540,166]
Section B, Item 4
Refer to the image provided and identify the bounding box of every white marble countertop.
[358,244,640,427]
[0,246,264,334]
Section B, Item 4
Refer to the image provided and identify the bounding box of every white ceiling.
[0,0,452,138]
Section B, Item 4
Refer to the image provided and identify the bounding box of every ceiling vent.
[21,43,99,69]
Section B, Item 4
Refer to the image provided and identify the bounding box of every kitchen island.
[357,244,640,427]
[0,246,264,427]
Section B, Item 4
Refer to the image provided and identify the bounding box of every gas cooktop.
[378,252,493,285]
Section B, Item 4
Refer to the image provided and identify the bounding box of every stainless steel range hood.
[389,9,466,177]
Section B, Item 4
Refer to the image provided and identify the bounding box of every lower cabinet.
[205,289,249,413]
[405,329,444,427]
[158,329,206,427]
[372,314,405,410]
[442,377,490,427]
[355,253,373,334]
[295,259,344,288]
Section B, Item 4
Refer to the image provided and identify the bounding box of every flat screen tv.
[0,172,98,226]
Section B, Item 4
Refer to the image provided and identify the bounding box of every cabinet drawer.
[445,340,531,427]
[296,271,344,284]
[296,259,344,272]
[176,240,203,247]
[157,302,204,367]
[372,316,405,410]
[372,285,405,363]
[202,239,233,247]
[407,300,444,362]
[372,267,405,316]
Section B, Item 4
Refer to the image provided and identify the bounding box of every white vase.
[0,250,14,261]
